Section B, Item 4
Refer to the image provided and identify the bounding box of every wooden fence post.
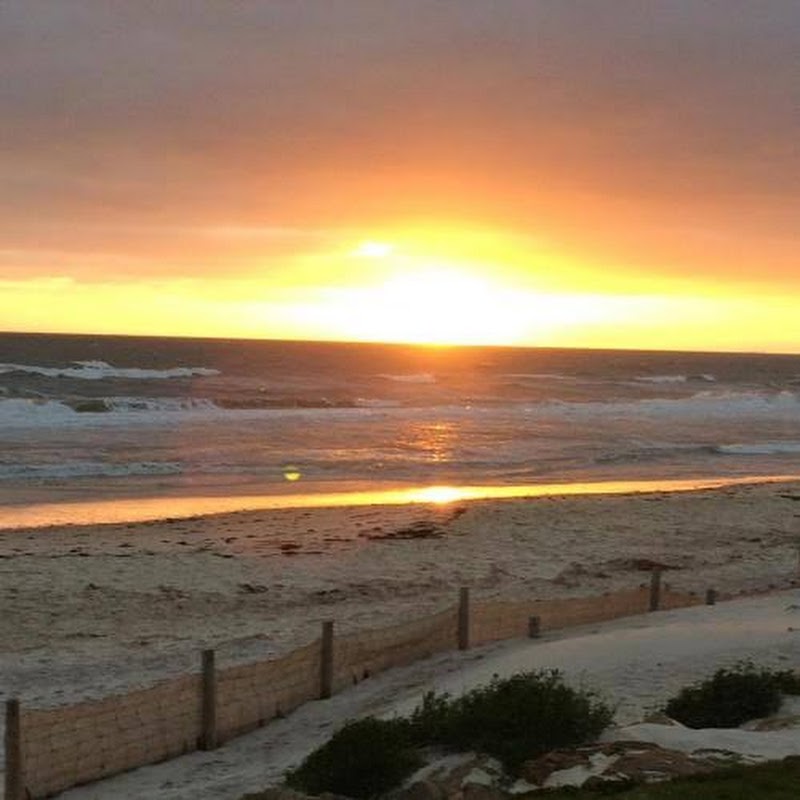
[705,588,717,606]
[5,698,24,800]
[200,649,218,750]
[649,569,662,612]
[320,621,334,699]
[528,615,541,639]
[458,587,470,650]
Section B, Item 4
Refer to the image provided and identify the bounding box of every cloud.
[1,1,799,287]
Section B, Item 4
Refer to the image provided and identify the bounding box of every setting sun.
[352,241,394,258]
[341,266,530,345]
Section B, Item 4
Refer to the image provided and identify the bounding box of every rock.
[750,714,800,731]
[605,747,718,782]
[461,767,497,788]
[412,754,504,799]
[240,788,315,800]
[385,780,444,800]
[318,794,359,800]
[520,749,591,785]
[462,784,505,800]
[521,741,721,790]
[599,739,663,754]
[642,712,683,726]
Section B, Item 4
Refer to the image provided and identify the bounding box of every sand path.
[49,590,800,800]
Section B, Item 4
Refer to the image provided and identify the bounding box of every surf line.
[1,474,798,530]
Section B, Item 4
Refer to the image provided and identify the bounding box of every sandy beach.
[52,590,800,799]
[2,479,800,714]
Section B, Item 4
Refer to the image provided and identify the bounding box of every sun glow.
[321,266,534,345]
[352,241,394,258]
[411,486,467,504]
[10,223,798,352]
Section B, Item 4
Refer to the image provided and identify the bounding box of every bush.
[663,662,795,728]
[409,670,613,772]
[285,671,613,797]
[285,717,421,799]
[773,668,800,695]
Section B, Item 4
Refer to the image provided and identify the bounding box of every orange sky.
[2,2,799,352]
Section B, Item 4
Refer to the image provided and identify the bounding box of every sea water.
[1,332,799,524]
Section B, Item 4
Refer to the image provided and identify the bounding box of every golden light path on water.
[1,475,798,530]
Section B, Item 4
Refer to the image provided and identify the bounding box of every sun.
[274,233,632,347]
[352,241,394,258]
[324,266,532,346]
[412,486,468,504]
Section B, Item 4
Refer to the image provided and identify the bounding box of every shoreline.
[2,472,799,531]
[2,478,800,715]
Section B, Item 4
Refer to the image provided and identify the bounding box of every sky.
[2,1,799,351]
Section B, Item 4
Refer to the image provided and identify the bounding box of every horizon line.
[1,328,799,359]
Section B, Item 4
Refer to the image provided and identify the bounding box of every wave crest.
[0,360,220,380]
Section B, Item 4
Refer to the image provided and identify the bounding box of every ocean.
[1,332,799,524]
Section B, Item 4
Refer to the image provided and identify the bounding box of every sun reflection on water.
[410,485,467,504]
[2,475,798,530]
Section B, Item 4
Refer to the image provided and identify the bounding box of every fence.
[3,570,795,799]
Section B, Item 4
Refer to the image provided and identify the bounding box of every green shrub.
[406,689,456,745]
[772,668,800,695]
[285,671,612,797]
[664,662,792,728]
[285,717,421,799]
[409,670,613,772]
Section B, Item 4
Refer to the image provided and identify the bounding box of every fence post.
[5,699,24,800]
[320,621,335,699]
[457,587,470,650]
[649,569,662,612]
[528,615,541,639]
[200,649,218,750]
[705,588,717,606]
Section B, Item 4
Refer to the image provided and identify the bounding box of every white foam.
[0,360,220,380]
[0,395,390,430]
[634,374,716,384]
[102,397,219,413]
[501,373,575,382]
[354,397,404,408]
[0,396,221,429]
[0,398,79,425]
[635,374,689,384]
[0,461,182,480]
[718,442,800,456]
[378,373,436,384]
[542,390,800,420]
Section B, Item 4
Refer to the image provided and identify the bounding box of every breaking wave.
[717,442,800,456]
[0,360,220,380]
[0,461,183,481]
[634,374,716,384]
[378,373,437,384]
[541,390,800,419]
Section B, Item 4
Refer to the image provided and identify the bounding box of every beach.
[3,479,800,714]
[48,583,800,800]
